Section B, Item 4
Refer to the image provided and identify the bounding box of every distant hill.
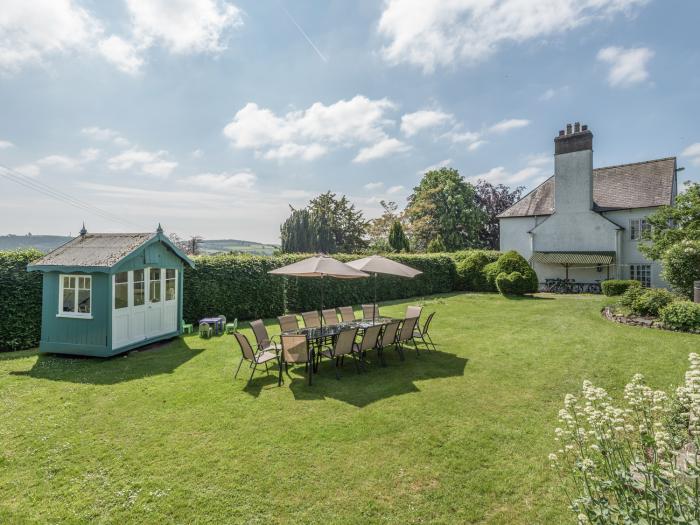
[0,234,278,256]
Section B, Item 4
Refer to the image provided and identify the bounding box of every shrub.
[495,271,534,295]
[619,285,644,309]
[601,279,641,296]
[660,301,700,331]
[0,249,43,351]
[662,240,700,299]
[483,261,500,288]
[454,250,500,291]
[486,251,538,294]
[630,288,677,316]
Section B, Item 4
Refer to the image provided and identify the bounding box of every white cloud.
[0,0,103,73]
[364,182,384,190]
[539,86,569,101]
[469,154,551,187]
[191,148,204,159]
[418,159,451,175]
[223,95,401,161]
[378,0,648,72]
[0,140,15,149]
[387,185,404,194]
[597,46,654,87]
[81,127,130,146]
[488,118,530,134]
[98,35,144,74]
[14,163,40,177]
[400,110,453,136]
[108,148,177,177]
[36,148,100,170]
[468,140,487,152]
[183,171,257,190]
[353,138,410,163]
[683,143,700,166]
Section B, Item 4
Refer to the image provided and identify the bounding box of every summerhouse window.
[149,268,161,302]
[59,275,91,317]
[165,269,176,301]
[114,272,128,309]
[630,218,650,241]
[133,269,145,306]
[630,264,651,288]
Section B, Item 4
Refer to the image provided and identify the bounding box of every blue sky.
[1,0,699,244]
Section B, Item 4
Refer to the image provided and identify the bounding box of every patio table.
[199,317,224,335]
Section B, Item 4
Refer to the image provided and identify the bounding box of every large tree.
[280,191,368,253]
[474,180,525,250]
[405,167,485,251]
[640,182,700,260]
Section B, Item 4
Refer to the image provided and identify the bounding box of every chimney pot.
[574,122,581,132]
[582,124,588,131]
[559,130,565,136]
[566,123,572,135]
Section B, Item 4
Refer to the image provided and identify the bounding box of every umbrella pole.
[374,272,377,323]
[320,274,324,330]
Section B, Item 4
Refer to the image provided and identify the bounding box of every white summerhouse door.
[146,267,164,338]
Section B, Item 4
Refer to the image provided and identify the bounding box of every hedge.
[453,250,501,292]
[601,279,642,297]
[660,301,700,332]
[0,249,43,351]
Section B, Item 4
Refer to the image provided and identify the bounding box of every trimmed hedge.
[495,271,534,295]
[660,301,700,332]
[0,249,43,351]
[453,250,501,292]
[488,251,539,295]
[601,279,642,297]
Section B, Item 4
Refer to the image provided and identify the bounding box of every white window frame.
[165,269,177,302]
[630,218,650,241]
[57,274,93,319]
[630,264,652,288]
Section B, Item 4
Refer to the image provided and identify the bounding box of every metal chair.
[322,308,339,326]
[301,311,321,328]
[279,334,314,386]
[377,321,400,365]
[250,319,278,352]
[338,306,356,323]
[413,312,436,352]
[354,324,383,367]
[278,314,299,333]
[362,304,379,321]
[318,327,360,379]
[397,317,420,357]
[406,305,423,320]
[233,332,279,385]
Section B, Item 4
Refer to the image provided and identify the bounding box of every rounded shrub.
[454,250,500,291]
[630,288,677,316]
[601,279,642,297]
[661,240,700,299]
[486,250,539,295]
[495,271,535,295]
[660,301,700,331]
[619,285,644,309]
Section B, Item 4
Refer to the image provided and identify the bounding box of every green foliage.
[0,249,43,351]
[487,250,539,294]
[388,220,410,252]
[426,235,446,253]
[405,167,486,251]
[660,301,700,331]
[620,285,644,309]
[454,250,501,291]
[640,182,700,261]
[601,279,642,296]
[630,288,677,316]
[661,240,700,299]
[495,271,534,295]
[280,208,316,253]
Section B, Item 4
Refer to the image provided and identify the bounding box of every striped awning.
[532,251,615,265]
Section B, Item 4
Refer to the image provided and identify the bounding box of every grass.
[1,293,698,524]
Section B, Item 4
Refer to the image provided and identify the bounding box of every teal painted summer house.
[28,226,194,357]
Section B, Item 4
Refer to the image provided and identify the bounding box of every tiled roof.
[498,157,676,218]
[29,233,155,268]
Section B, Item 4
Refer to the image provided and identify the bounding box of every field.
[1,293,697,524]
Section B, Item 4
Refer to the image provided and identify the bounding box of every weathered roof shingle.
[498,157,676,218]
[29,233,155,268]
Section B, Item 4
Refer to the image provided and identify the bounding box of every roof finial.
[79,222,87,237]
[156,223,163,234]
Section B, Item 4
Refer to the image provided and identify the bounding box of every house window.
[630,264,651,288]
[630,218,650,241]
[165,269,176,301]
[133,269,145,306]
[149,268,161,302]
[114,272,129,309]
[59,275,91,317]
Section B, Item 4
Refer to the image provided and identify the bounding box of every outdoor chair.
[377,321,400,365]
[397,317,420,357]
[301,311,321,328]
[318,327,360,379]
[413,312,436,352]
[278,314,299,333]
[362,304,379,321]
[199,322,212,339]
[338,306,356,323]
[322,308,339,326]
[406,305,423,320]
[181,319,193,334]
[233,332,279,385]
[250,319,279,353]
[218,315,227,334]
[279,334,314,386]
[354,324,383,367]
[225,318,238,334]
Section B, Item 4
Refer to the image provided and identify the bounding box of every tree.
[405,167,485,251]
[474,180,524,249]
[279,191,368,253]
[169,233,201,256]
[367,200,401,245]
[640,182,700,260]
[388,220,410,252]
[426,235,446,253]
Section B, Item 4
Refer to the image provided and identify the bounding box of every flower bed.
[602,306,700,334]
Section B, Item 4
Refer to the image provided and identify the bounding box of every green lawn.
[1,293,698,524]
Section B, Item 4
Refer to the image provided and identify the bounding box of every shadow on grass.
[10,338,203,385]
[273,346,469,407]
[503,294,555,300]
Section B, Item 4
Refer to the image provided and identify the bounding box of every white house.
[498,123,678,289]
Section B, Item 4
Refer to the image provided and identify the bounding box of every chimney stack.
[553,122,594,213]
[555,122,593,155]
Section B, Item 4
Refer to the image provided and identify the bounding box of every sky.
[1,0,699,244]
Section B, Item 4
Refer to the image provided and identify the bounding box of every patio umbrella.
[268,255,369,328]
[346,255,423,321]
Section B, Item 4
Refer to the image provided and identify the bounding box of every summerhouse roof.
[497,157,677,218]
